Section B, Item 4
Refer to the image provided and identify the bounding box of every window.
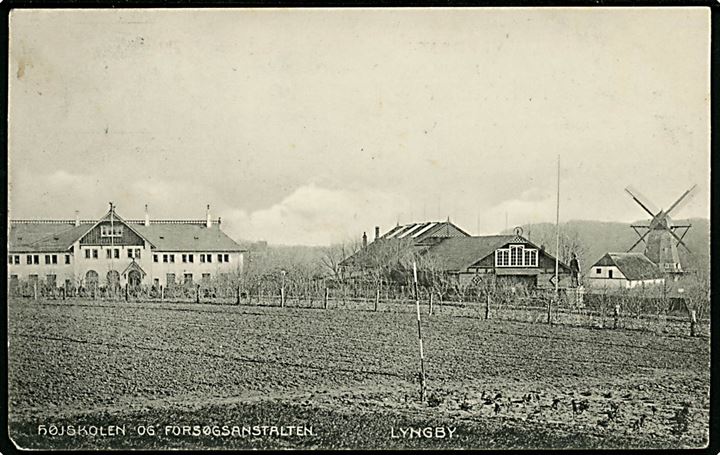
[608,270,614,279]
[188,254,194,263]
[114,249,120,259]
[153,254,159,263]
[100,224,123,238]
[495,245,538,268]
[14,255,20,264]
[206,254,212,263]
[46,274,57,287]
[107,249,113,259]
[135,249,141,259]
[85,249,91,259]
[7,255,12,265]
[596,268,601,274]
[27,255,33,264]
[182,254,187,263]
[45,255,51,264]
[169,254,175,263]
[128,249,134,259]
[223,254,229,263]
[495,249,509,267]
[184,273,193,285]
[28,274,39,284]
[34,255,40,264]
[202,273,211,282]
[523,249,537,267]
[51,255,58,264]
[200,254,206,263]
[92,249,98,259]
[509,246,522,267]
[166,273,175,287]
[163,254,168,263]
[65,255,71,264]
[218,254,223,263]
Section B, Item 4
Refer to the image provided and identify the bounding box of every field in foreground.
[7,298,710,449]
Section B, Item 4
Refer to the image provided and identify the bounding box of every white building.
[8,204,246,291]
[586,252,665,289]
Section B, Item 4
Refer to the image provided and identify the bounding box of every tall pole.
[110,202,115,296]
[413,262,427,402]
[553,156,561,323]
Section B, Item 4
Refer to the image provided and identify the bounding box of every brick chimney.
[362,232,367,249]
[374,226,380,241]
[206,204,212,228]
[144,204,150,226]
[75,210,80,227]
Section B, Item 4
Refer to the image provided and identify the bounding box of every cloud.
[482,189,555,235]
[223,184,409,246]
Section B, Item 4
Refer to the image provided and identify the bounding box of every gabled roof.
[592,252,663,281]
[8,222,91,252]
[9,211,245,253]
[423,235,573,273]
[382,221,470,242]
[421,235,517,271]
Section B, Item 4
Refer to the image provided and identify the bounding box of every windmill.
[624,185,696,274]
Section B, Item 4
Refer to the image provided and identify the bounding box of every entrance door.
[128,270,142,288]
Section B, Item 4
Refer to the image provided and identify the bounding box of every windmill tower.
[624,185,695,275]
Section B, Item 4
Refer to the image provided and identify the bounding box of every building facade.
[342,221,574,290]
[8,204,246,292]
[586,252,665,290]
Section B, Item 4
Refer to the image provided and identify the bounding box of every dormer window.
[100,225,123,238]
[495,244,538,268]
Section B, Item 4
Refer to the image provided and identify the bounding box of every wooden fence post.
[62,283,67,301]
[485,293,490,320]
[546,295,552,325]
[281,286,285,308]
[324,287,329,309]
[33,282,38,301]
[613,304,620,329]
[125,283,129,302]
[196,284,201,304]
[428,292,434,316]
[690,310,697,337]
[160,285,164,301]
[237,285,241,305]
[375,286,380,312]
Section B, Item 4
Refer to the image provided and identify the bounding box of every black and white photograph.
[4,6,712,450]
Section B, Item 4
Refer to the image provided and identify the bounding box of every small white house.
[587,252,665,289]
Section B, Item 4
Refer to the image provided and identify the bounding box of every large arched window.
[85,270,99,287]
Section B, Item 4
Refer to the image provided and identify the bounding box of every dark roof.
[8,222,91,252]
[381,221,470,241]
[421,235,516,271]
[133,223,243,252]
[592,253,663,281]
[9,217,244,253]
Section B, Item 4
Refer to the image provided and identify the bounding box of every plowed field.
[7,299,710,449]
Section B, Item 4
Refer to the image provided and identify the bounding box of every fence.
[8,278,708,337]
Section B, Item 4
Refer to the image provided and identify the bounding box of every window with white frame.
[495,244,538,268]
[100,225,124,238]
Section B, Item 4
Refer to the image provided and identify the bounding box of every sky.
[8,8,711,246]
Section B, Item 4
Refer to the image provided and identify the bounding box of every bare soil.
[7,298,710,449]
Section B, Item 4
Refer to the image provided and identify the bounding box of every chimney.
[144,204,150,226]
[206,204,212,228]
[75,210,80,227]
[374,226,380,241]
[362,232,368,249]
